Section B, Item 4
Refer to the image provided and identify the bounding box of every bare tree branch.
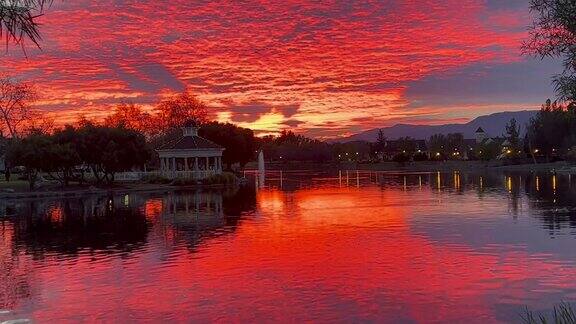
[0,75,38,138]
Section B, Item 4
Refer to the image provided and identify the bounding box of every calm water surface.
[1,170,576,323]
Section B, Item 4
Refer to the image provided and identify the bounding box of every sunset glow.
[0,0,561,137]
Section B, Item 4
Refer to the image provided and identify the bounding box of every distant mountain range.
[333,110,538,143]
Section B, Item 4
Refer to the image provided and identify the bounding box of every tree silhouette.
[104,101,153,136]
[154,91,208,134]
[0,75,38,138]
[523,0,576,102]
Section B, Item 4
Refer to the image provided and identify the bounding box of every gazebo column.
[205,156,209,170]
[184,157,189,171]
[194,157,199,171]
[172,157,176,172]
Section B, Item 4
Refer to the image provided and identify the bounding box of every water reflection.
[1,187,256,257]
[0,188,256,313]
[1,171,576,322]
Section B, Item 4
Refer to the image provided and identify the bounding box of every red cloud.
[0,0,533,137]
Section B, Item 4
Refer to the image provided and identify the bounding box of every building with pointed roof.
[156,121,224,179]
[475,127,487,144]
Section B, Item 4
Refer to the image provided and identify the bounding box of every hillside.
[334,110,538,142]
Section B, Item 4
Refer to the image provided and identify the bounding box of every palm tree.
[0,0,53,49]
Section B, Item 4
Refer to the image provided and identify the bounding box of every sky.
[0,0,564,138]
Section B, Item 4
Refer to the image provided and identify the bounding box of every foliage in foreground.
[0,0,53,47]
[521,302,576,324]
[524,0,576,102]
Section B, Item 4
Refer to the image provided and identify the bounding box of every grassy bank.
[0,172,240,199]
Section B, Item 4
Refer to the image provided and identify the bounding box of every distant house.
[475,127,487,144]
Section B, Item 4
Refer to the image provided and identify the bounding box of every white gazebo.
[156,121,224,179]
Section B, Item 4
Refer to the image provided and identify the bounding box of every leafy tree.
[428,133,464,159]
[0,76,38,138]
[446,133,464,157]
[527,99,575,160]
[104,102,153,135]
[474,140,501,161]
[0,0,53,47]
[413,151,428,161]
[523,0,576,101]
[331,141,370,162]
[273,130,332,162]
[154,92,208,134]
[0,131,9,180]
[43,142,80,186]
[393,152,410,165]
[504,118,522,158]
[5,131,51,189]
[396,137,417,154]
[375,129,387,152]
[429,134,447,159]
[505,118,520,146]
[199,122,256,169]
[73,124,151,184]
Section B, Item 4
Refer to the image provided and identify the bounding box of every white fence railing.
[114,170,219,181]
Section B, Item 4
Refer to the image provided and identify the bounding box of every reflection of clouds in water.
[1,171,576,321]
[0,188,257,258]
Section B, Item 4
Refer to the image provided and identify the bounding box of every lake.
[1,170,576,323]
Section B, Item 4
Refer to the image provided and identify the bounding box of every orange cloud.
[0,0,542,137]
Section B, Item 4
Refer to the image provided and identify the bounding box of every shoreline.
[0,182,238,200]
[354,161,575,173]
[3,161,575,200]
[258,160,576,173]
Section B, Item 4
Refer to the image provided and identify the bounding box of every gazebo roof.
[157,135,223,151]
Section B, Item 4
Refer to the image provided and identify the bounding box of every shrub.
[204,172,237,185]
[142,174,171,184]
[413,152,428,161]
[393,153,410,164]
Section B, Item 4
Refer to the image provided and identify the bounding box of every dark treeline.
[258,130,332,163]
[527,100,576,161]
[6,123,150,189]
